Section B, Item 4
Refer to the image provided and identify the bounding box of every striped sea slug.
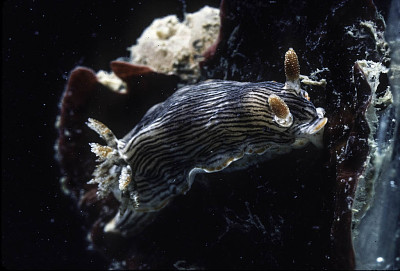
[87,48,327,236]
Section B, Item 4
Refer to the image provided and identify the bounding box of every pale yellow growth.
[129,6,220,82]
[96,70,127,93]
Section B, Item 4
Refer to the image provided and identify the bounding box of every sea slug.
[87,48,327,236]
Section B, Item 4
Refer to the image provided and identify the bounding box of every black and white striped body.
[88,79,327,235]
[121,80,324,208]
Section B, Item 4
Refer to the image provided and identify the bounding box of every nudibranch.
[87,48,327,236]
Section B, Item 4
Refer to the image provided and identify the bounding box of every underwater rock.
[55,0,395,269]
[129,5,220,83]
[95,6,220,93]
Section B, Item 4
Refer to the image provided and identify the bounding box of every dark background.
[1,0,220,269]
